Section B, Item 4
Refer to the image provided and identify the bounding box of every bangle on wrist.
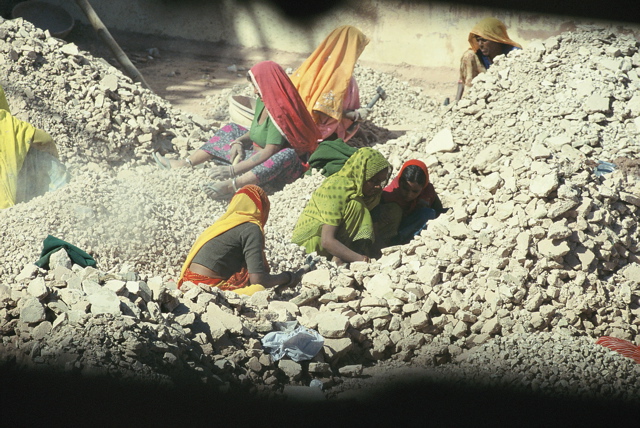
[185,158,193,168]
[229,165,236,178]
[232,177,238,192]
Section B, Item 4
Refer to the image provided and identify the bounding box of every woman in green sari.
[291,147,390,264]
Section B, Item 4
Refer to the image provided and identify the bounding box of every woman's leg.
[160,123,248,169]
[249,148,305,187]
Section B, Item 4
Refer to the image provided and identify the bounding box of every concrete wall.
[45,0,638,69]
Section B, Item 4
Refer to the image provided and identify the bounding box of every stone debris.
[0,18,640,403]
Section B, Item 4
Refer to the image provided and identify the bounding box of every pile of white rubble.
[1,18,640,403]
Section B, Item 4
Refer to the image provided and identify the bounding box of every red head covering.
[248,61,322,157]
[382,159,437,213]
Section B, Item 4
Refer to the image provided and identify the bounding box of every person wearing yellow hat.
[455,17,522,101]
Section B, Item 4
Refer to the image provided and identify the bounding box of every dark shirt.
[191,222,267,278]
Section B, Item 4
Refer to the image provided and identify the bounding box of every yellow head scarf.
[291,25,369,122]
[468,17,522,52]
[179,185,270,282]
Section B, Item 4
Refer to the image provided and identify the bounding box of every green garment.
[291,147,390,256]
[35,235,96,270]
[249,98,286,148]
[307,139,357,177]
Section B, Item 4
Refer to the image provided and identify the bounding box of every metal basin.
[12,1,74,39]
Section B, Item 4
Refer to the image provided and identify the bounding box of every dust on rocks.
[1,15,640,407]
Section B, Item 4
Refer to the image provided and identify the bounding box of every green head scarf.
[292,147,390,246]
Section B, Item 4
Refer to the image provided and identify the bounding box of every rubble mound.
[1,18,640,406]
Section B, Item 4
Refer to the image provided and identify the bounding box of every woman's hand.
[229,142,245,165]
[354,107,370,122]
[209,165,233,181]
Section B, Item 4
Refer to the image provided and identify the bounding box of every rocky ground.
[1,17,640,424]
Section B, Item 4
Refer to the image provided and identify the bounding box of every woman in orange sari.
[290,25,370,143]
[178,185,302,296]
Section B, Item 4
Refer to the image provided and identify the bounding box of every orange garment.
[382,159,437,213]
[178,185,270,291]
[290,25,369,141]
[467,17,521,53]
[596,336,640,364]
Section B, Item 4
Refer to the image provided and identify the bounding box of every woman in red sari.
[154,61,321,199]
[178,185,302,296]
[373,159,443,249]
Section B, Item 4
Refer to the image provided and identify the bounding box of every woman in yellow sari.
[0,86,67,209]
[178,185,302,296]
[290,25,370,143]
[291,147,390,265]
[456,17,521,101]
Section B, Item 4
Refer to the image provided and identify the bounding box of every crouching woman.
[178,185,301,296]
[291,147,390,265]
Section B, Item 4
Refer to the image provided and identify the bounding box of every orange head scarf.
[248,61,321,157]
[382,159,437,213]
[468,17,522,52]
[179,185,270,283]
[291,25,370,122]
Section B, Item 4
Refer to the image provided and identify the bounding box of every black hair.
[400,164,427,186]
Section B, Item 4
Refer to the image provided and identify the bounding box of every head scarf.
[248,61,321,157]
[292,147,390,245]
[179,185,270,283]
[291,25,369,122]
[382,159,437,213]
[468,17,522,52]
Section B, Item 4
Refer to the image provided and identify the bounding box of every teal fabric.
[307,139,357,177]
[35,235,96,269]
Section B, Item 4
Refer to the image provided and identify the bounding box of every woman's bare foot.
[153,152,189,169]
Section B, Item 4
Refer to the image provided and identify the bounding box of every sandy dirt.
[65,23,457,118]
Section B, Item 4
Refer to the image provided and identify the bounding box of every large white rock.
[315,311,349,338]
[530,173,559,198]
[88,288,121,315]
[203,303,243,340]
[424,128,456,155]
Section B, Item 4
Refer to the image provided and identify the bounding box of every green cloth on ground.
[307,139,357,177]
[35,235,96,269]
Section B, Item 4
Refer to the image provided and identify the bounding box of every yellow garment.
[178,185,270,283]
[0,111,57,209]
[291,25,369,122]
[468,17,522,52]
[233,283,266,296]
[0,84,10,113]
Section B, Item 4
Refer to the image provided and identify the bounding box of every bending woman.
[456,17,521,101]
[290,25,370,143]
[154,61,321,199]
[0,87,68,209]
[291,147,390,265]
[178,185,304,296]
[373,160,443,249]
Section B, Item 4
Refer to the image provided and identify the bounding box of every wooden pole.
[73,0,151,91]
